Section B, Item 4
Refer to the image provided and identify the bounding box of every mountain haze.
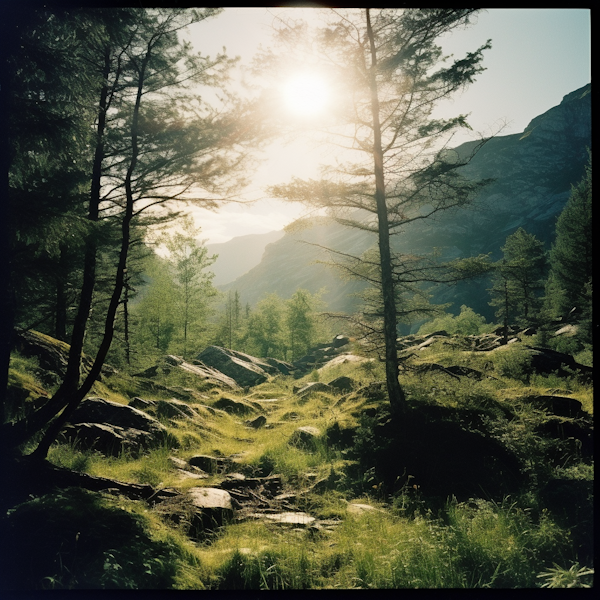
[207,230,284,286]
[222,84,591,321]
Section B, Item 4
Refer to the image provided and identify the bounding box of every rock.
[155,398,199,420]
[347,503,384,515]
[188,454,232,474]
[69,397,172,445]
[332,334,350,348]
[295,382,334,398]
[522,395,585,418]
[213,397,258,416]
[525,346,593,379]
[326,422,357,449]
[288,426,321,450]
[163,355,184,366]
[327,376,356,392]
[196,346,280,387]
[59,422,161,457]
[253,512,315,526]
[128,397,157,411]
[154,487,234,538]
[318,354,371,370]
[265,357,295,376]
[245,415,267,429]
[178,360,241,390]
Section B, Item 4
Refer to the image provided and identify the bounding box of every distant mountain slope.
[223,84,591,320]
[207,230,284,286]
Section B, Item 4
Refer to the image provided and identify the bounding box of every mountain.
[222,84,591,321]
[207,230,284,286]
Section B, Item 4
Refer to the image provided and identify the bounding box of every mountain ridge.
[221,84,591,321]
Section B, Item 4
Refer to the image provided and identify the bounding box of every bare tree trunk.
[365,8,406,417]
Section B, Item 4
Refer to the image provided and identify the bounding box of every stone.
[188,454,232,474]
[155,398,199,420]
[265,357,295,376]
[213,397,258,416]
[347,503,384,515]
[295,382,334,398]
[154,487,234,538]
[196,346,277,387]
[59,422,160,457]
[245,415,267,429]
[332,334,350,348]
[128,397,157,411]
[69,397,172,446]
[327,376,356,392]
[288,426,321,450]
[522,395,585,418]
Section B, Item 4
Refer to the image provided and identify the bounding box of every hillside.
[3,328,593,589]
[222,84,591,319]
[207,230,285,286]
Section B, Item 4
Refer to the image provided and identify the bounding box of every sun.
[282,72,330,117]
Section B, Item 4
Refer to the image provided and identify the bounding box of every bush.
[418,306,492,336]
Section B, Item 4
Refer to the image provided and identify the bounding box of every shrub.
[418,306,492,336]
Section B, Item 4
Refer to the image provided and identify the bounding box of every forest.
[1,7,593,590]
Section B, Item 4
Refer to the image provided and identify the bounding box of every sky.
[180,8,591,245]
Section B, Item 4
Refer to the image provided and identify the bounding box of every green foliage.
[236,289,329,360]
[537,563,594,588]
[418,305,492,336]
[0,488,195,589]
[545,152,592,318]
[489,228,547,328]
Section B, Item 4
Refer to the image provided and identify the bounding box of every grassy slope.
[2,335,594,590]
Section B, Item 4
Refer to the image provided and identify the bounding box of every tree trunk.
[1,47,114,451]
[30,47,149,460]
[365,8,406,417]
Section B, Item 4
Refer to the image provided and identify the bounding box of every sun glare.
[282,72,330,117]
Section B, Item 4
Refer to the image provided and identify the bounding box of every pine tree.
[546,153,592,319]
[489,228,547,338]
[266,9,492,414]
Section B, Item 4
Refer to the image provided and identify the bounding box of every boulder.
[288,426,321,450]
[525,346,593,379]
[69,397,169,441]
[265,357,295,376]
[188,454,232,474]
[59,422,161,457]
[245,415,267,429]
[213,397,258,415]
[196,346,277,387]
[155,398,199,420]
[128,397,157,411]
[327,376,356,392]
[521,395,585,418]
[332,334,350,348]
[154,487,234,538]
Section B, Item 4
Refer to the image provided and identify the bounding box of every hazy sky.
[182,8,590,245]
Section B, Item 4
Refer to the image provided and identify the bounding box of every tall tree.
[286,289,323,361]
[159,216,217,358]
[267,9,492,415]
[488,228,547,334]
[4,8,261,459]
[545,153,592,319]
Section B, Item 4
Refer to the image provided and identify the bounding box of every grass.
[5,333,594,589]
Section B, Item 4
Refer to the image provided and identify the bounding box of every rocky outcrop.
[60,397,176,456]
[195,346,280,387]
[133,355,241,391]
